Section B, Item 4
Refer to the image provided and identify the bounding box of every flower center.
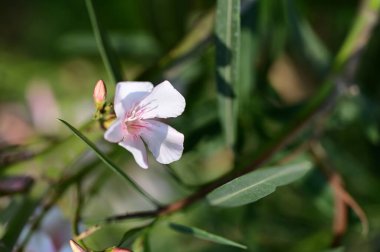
[123,119,145,135]
[123,105,146,135]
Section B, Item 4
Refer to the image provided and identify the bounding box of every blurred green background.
[1,0,380,251]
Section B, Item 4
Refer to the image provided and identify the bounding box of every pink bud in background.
[93,80,107,105]
[69,240,86,252]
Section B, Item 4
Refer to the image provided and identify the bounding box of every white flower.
[24,207,72,252]
[104,80,186,169]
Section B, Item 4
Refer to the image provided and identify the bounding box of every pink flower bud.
[93,80,107,104]
[69,240,86,252]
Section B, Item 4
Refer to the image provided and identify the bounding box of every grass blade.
[207,161,312,207]
[1,196,39,251]
[215,0,240,149]
[59,119,160,206]
[85,0,123,84]
[169,222,247,249]
[285,0,330,76]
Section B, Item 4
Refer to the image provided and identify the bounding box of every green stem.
[59,119,161,207]
[102,0,380,223]
[85,0,123,84]
[333,0,380,73]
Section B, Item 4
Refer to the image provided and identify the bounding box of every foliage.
[1,0,380,251]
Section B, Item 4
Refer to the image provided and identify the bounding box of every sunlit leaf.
[169,222,247,250]
[207,161,312,207]
[215,0,240,148]
[239,2,257,113]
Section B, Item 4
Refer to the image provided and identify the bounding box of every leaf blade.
[169,223,247,250]
[207,161,312,207]
[59,119,159,206]
[85,0,123,84]
[215,0,241,148]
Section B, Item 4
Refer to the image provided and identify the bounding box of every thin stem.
[14,155,100,251]
[59,119,162,207]
[102,0,380,224]
[85,0,123,84]
[309,141,368,246]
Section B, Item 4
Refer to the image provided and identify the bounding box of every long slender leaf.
[207,161,312,207]
[285,0,330,76]
[85,0,123,84]
[118,226,147,248]
[1,196,39,250]
[59,119,159,206]
[169,222,247,250]
[215,0,240,149]
[239,2,257,113]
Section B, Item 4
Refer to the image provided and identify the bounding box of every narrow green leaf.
[333,0,380,73]
[1,196,39,250]
[285,0,330,75]
[118,226,146,248]
[207,161,312,207]
[85,0,123,84]
[169,222,247,250]
[59,119,159,206]
[215,0,240,148]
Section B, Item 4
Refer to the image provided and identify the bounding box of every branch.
[309,141,368,247]
[100,0,380,226]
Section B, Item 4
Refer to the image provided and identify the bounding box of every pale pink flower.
[104,80,185,169]
[24,207,72,252]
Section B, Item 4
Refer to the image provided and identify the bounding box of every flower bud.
[93,80,107,106]
[69,240,86,252]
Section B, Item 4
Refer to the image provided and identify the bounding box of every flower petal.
[40,207,71,249]
[140,120,184,164]
[138,80,185,119]
[104,119,124,143]
[26,231,55,252]
[114,81,153,118]
[119,135,149,169]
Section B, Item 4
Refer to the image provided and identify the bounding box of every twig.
[0,176,34,196]
[0,151,35,168]
[100,0,380,226]
[75,225,101,241]
[14,155,101,252]
[309,141,369,247]
[73,182,88,250]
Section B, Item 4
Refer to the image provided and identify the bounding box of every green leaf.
[58,119,159,206]
[1,196,39,250]
[118,226,146,248]
[207,161,312,207]
[169,222,247,250]
[285,0,330,75]
[323,247,345,252]
[215,0,240,148]
[239,2,257,113]
[85,0,123,84]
